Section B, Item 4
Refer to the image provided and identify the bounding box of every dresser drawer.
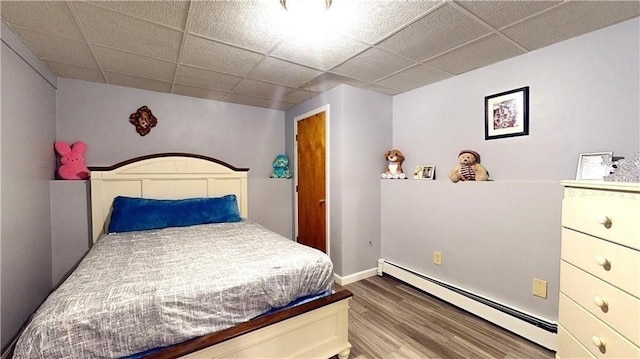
[558,325,596,359]
[559,294,640,359]
[560,261,640,344]
[561,228,640,297]
[561,187,640,250]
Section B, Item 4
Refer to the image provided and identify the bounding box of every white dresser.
[557,181,640,359]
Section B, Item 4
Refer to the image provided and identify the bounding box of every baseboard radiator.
[377,259,557,351]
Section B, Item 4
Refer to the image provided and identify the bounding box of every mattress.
[13,220,334,359]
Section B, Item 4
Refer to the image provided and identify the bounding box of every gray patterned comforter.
[13,220,334,359]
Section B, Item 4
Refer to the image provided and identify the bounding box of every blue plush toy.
[270,154,292,178]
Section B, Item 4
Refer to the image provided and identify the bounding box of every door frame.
[293,104,330,255]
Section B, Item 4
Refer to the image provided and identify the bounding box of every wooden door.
[296,112,326,253]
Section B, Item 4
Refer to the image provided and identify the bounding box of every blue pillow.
[107,195,242,233]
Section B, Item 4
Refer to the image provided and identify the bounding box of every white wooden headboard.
[89,153,249,243]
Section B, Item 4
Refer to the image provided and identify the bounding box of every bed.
[13,153,352,359]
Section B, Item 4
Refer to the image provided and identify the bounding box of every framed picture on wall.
[576,152,613,180]
[414,165,435,180]
[485,86,529,140]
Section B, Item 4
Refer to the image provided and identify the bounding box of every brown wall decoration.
[129,106,158,136]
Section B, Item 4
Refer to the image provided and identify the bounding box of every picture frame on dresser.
[576,152,612,180]
[484,86,529,140]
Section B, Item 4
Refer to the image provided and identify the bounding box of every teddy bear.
[270,154,292,178]
[381,149,406,179]
[55,141,90,180]
[448,150,488,183]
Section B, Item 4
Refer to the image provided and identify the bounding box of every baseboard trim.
[334,267,377,286]
[377,258,557,351]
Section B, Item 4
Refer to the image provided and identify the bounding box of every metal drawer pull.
[593,296,608,311]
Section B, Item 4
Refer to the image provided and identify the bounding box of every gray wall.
[1,38,57,349]
[383,18,639,321]
[393,18,639,180]
[55,78,293,238]
[285,85,393,276]
[381,180,563,320]
[50,181,90,287]
[56,78,285,175]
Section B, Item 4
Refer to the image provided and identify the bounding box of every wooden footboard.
[147,290,353,359]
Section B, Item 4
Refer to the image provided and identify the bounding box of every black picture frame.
[484,86,529,140]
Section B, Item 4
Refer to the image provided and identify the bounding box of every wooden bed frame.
[89,153,352,359]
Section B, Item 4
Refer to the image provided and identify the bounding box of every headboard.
[89,153,249,243]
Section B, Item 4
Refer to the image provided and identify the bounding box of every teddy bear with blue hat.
[270,154,292,178]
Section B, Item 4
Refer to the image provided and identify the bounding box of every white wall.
[382,18,639,322]
[1,37,57,350]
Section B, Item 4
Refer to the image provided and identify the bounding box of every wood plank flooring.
[334,275,556,359]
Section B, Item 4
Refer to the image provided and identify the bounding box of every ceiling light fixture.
[280,0,332,13]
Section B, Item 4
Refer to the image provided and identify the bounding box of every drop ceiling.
[2,1,638,110]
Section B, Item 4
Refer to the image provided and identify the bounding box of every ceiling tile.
[271,32,368,71]
[327,0,440,44]
[361,84,402,96]
[173,84,227,102]
[2,0,637,111]
[0,1,83,40]
[375,64,452,92]
[377,3,491,61]
[181,35,264,76]
[282,89,321,104]
[70,1,182,62]
[93,46,176,82]
[247,57,323,88]
[503,1,640,51]
[224,93,276,109]
[308,73,369,93]
[331,48,414,82]
[88,1,189,30]
[268,101,296,111]
[175,66,242,92]
[11,27,98,69]
[189,1,285,53]
[232,79,294,101]
[453,0,562,29]
[426,34,525,75]
[104,71,172,93]
[46,60,106,83]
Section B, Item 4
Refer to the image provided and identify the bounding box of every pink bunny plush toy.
[54,141,89,180]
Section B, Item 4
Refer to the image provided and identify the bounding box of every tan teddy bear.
[449,150,489,182]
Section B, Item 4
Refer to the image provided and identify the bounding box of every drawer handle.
[591,336,606,352]
[597,215,612,228]
[596,255,610,269]
[593,296,609,311]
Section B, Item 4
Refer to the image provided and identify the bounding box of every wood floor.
[334,275,556,359]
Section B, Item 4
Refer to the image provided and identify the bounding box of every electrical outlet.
[433,251,442,266]
[532,278,548,298]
